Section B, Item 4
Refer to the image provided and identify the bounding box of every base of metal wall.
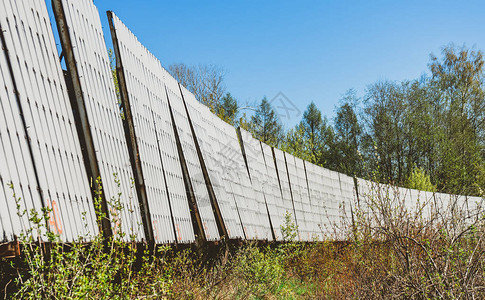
[0,241,20,258]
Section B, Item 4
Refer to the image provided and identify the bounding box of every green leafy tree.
[317,119,339,169]
[363,81,408,184]
[429,45,485,195]
[237,112,251,131]
[300,102,324,162]
[281,123,310,161]
[249,97,284,147]
[334,90,363,177]
[217,92,239,125]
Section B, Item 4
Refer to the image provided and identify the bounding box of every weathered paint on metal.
[53,0,145,241]
[108,13,195,243]
[0,0,98,242]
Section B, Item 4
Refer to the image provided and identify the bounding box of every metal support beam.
[0,241,19,258]
[52,0,113,240]
[106,11,154,243]
[179,83,228,240]
[164,85,207,243]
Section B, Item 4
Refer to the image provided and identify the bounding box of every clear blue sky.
[49,0,485,128]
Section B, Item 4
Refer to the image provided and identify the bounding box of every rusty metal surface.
[54,0,145,241]
[0,0,98,242]
[0,241,19,258]
[108,13,195,243]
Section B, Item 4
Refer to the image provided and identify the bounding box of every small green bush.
[10,177,173,299]
[406,167,437,192]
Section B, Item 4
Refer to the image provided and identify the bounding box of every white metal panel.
[206,118,269,240]
[356,177,373,206]
[409,189,421,216]
[314,164,327,239]
[296,158,321,240]
[289,155,313,241]
[467,196,483,214]
[180,86,244,239]
[0,29,44,241]
[295,157,315,240]
[202,112,247,239]
[453,194,468,220]
[422,190,435,219]
[399,187,412,215]
[0,0,98,241]
[261,143,285,240]
[329,170,344,230]
[354,177,374,229]
[337,173,354,222]
[315,167,337,236]
[58,0,145,241]
[110,14,195,243]
[409,188,432,219]
[162,69,219,241]
[284,153,306,241]
[303,161,325,240]
[272,148,298,237]
[466,196,483,222]
[435,192,449,217]
[238,129,275,240]
[205,118,249,238]
[305,162,324,239]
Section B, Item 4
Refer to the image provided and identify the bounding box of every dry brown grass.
[3,185,485,299]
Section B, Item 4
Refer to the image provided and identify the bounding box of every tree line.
[168,45,485,197]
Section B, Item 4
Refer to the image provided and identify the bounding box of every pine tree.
[249,97,283,147]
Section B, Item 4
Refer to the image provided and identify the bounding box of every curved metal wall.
[0,0,482,246]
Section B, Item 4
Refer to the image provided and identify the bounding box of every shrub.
[9,178,173,299]
[407,167,437,192]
